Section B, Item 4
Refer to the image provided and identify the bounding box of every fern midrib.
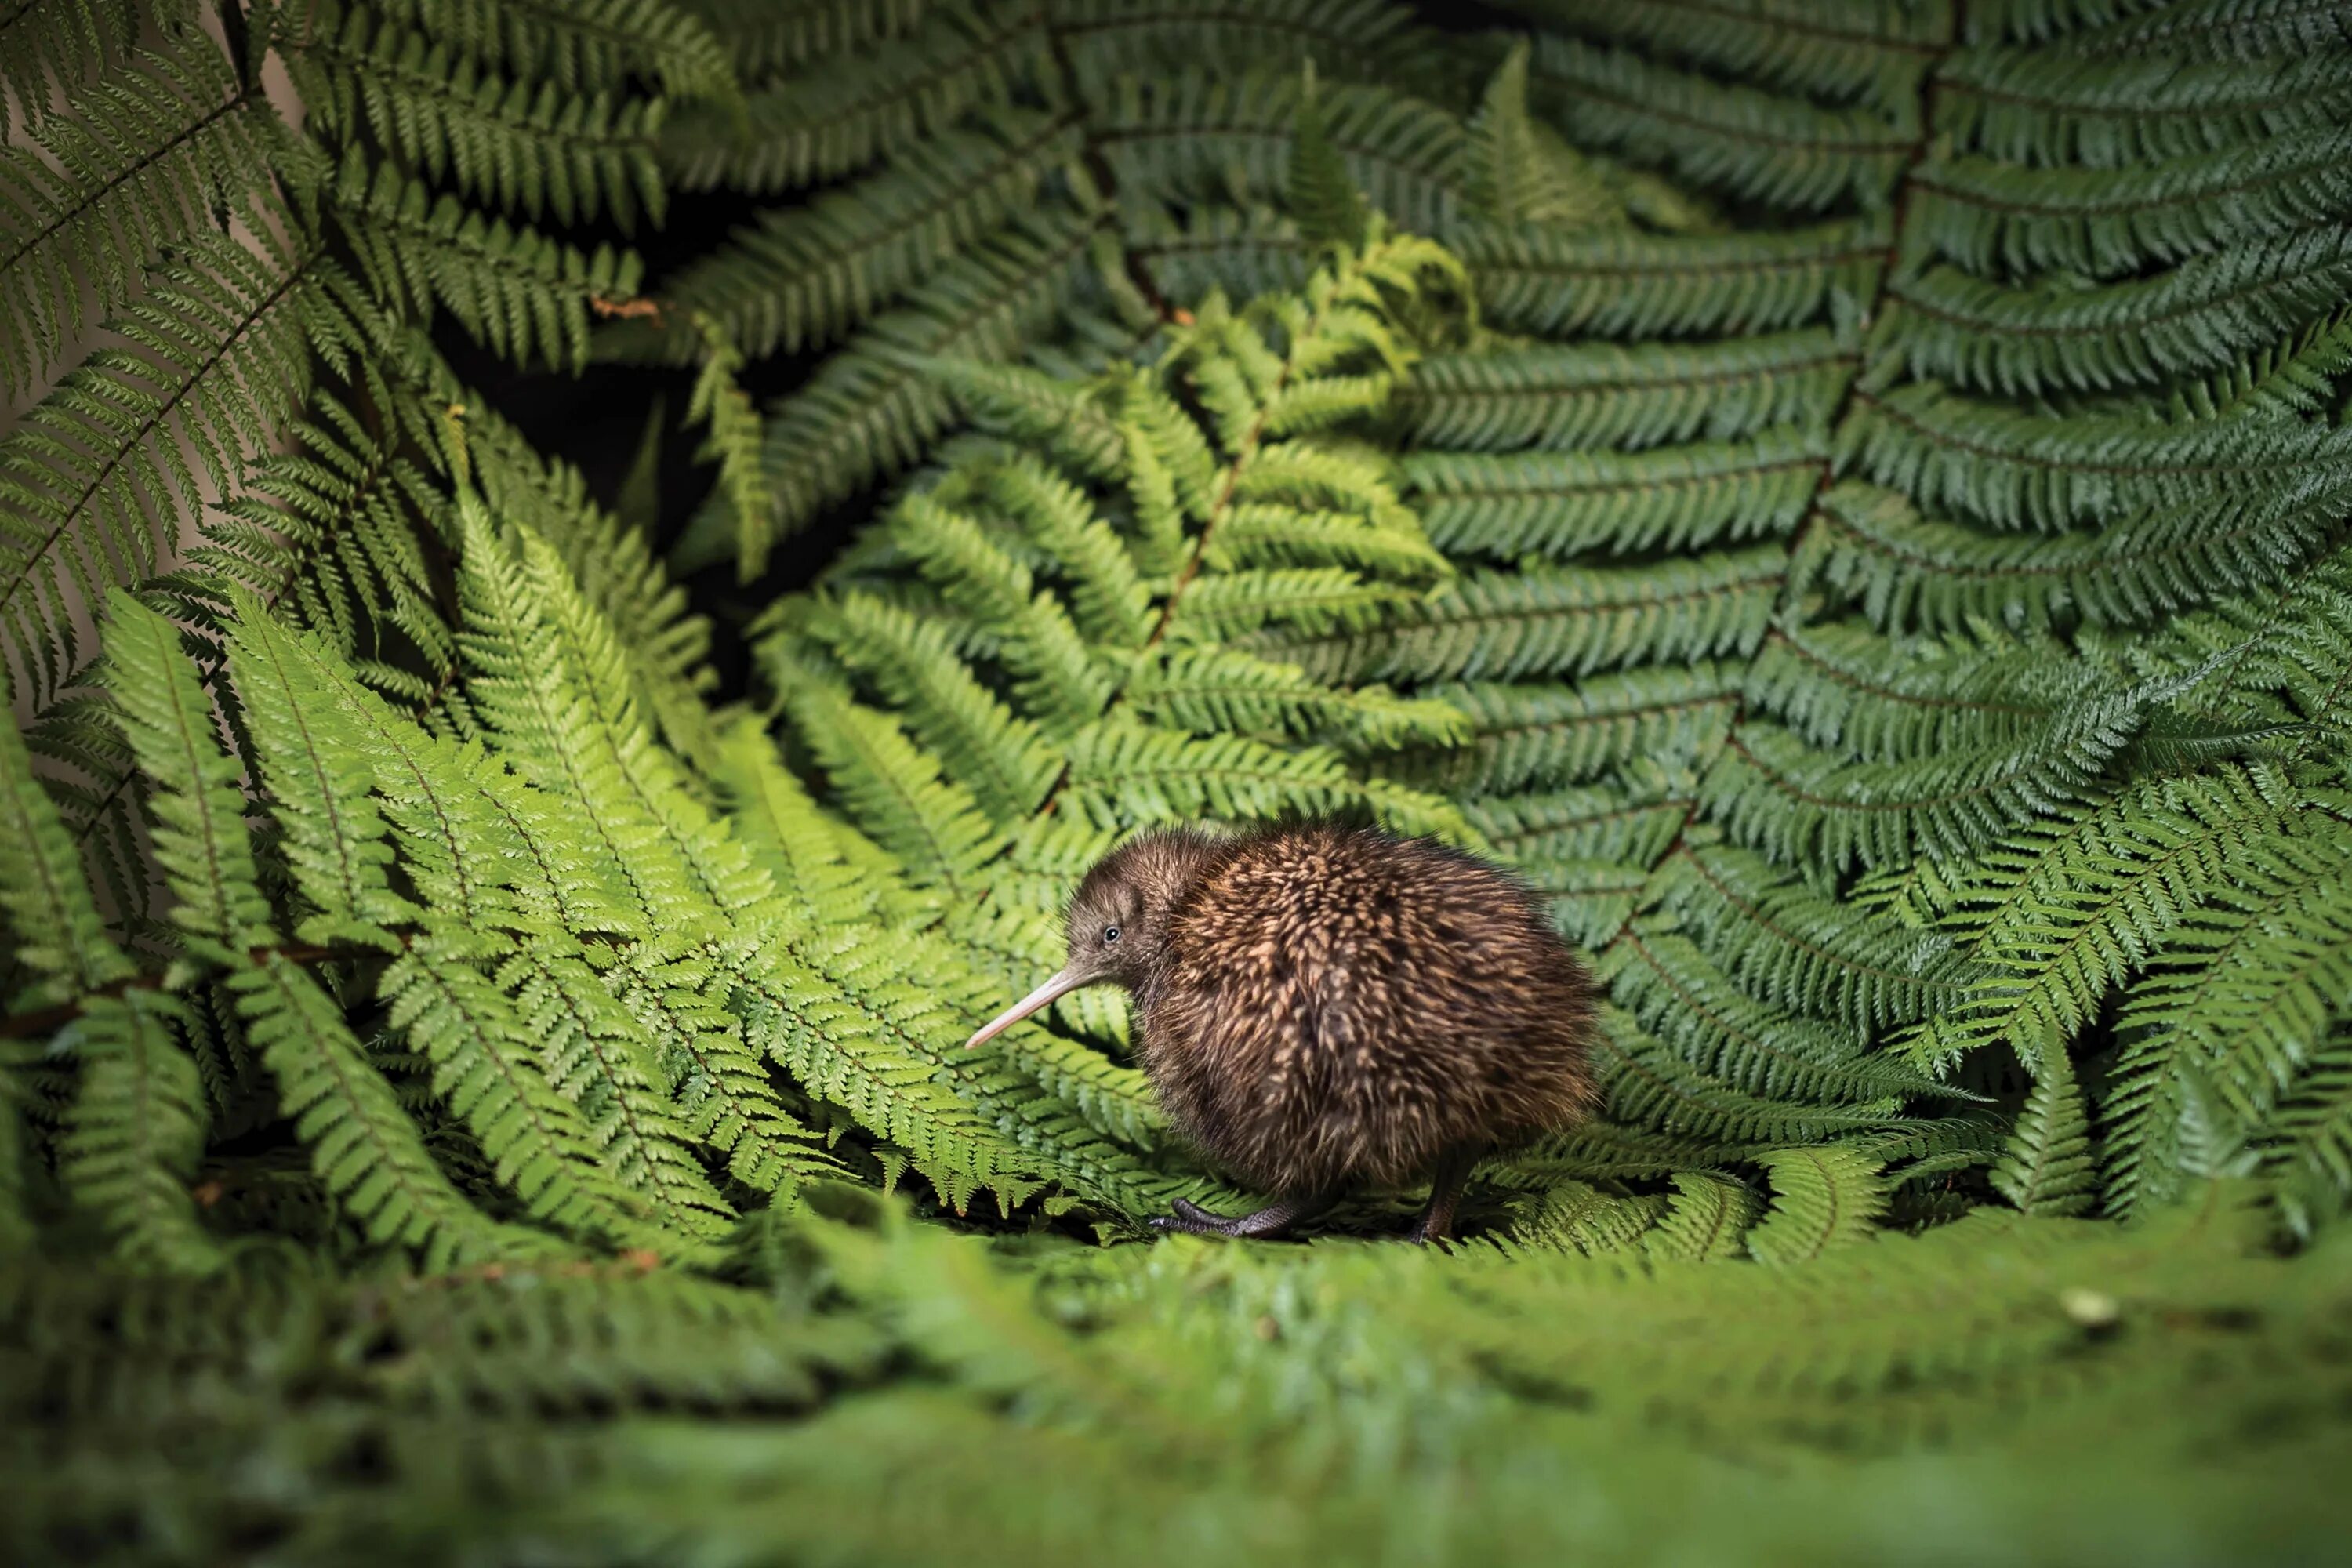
[1612,5,1961,953]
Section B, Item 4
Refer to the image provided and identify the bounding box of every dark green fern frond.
[0,31,283,399]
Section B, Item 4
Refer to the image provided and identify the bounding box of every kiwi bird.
[964,821,1599,1243]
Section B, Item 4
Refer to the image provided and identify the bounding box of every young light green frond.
[100,592,274,960]
[0,33,281,399]
[711,717,900,927]
[771,648,1006,891]
[223,604,415,953]
[892,492,1116,732]
[381,929,676,1250]
[58,990,225,1275]
[503,941,739,1241]
[230,949,557,1270]
[1125,644,1468,753]
[1745,1143,1889,1265]
[799,590,1064,823]
[960,450,1153,647]
[1646,1168,1762,1261]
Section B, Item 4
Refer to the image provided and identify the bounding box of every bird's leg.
[1406,1145,1483,1245]
[1150,1192,1334,1240]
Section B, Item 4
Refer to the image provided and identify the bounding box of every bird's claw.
[1149,1197,1234,1236]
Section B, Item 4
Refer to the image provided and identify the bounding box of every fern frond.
[369,0,736,99]
[1398,667,1738,797]
[290,0,666,229]
[1526,34,1912,212]
[1403,329,1853,454]
[715,208,1101,555]
[1745,1143,1888,1265]
[1991,1039,2098,1217]
[1886,230,2352,397]
[0,33,280,399]
[336,151,634,371]
[1407,437,1824,560]
[664,0,1041,193]
[1458,216,1887,339]
[1266,552,1783,684]
[2,227,341,709]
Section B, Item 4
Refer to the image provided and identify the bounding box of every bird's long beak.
[963,968,1084,1050]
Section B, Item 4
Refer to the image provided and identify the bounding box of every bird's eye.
[1102,925,1121,944]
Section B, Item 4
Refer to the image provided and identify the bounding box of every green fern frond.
[290,0,667,230]
[1745,1143,1889,1265]
[1403,329,1853,453]
[1992,1037,2099,1216]
[1406,437,1824,559]
[1886,231,2352,397]
[1526,34,1912,212]
[2,227,344,709]
[664,0,1040,194]
[0,32,281,399]
[1457,216,1888,338]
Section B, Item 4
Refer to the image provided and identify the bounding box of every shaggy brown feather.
[977,822,1597,1232]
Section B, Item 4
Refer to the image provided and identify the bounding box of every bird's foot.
[1148,1197,1243,1236]
[1147,1194,1333,1240]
